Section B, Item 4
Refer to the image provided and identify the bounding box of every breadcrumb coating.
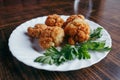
[39,37,55,49]
[63,14,84,28]
[45,14,64,27]
[39,27,64,49]
[27,14,90,49]
[27,24,47,38]
[64,17,90,45]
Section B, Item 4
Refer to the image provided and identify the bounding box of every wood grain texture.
[0,0,120,80]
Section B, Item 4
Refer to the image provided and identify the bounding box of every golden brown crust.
[45,14,64,27]
[27,24,47,38]
[68,37,75,45]
[39,37,55,49]
[63,14,85,28]
[64,17,90,45]
[51,27,64,46]
[40,27,53,37]
[39,26,64,49]
[27,14,90,49]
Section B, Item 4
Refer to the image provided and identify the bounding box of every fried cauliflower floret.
[45,14,64,27]
[27,24,47,38]
[63,14,85,28]
[39,37,55,49]
[39,27,64,49]
[64,17,90,45]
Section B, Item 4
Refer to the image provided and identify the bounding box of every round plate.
[8,15,112,71]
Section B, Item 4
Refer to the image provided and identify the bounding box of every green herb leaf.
[85,41,111,51]
[90,27,103,40]
[34,27,111,66]
[78,43,91,59]
[61,44,76,60]
[45,46,60,56]
[34,56,54,65]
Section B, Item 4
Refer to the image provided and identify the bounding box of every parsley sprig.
[34,27,111,65]
[90,27,103,40]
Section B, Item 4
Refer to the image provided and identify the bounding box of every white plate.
[8,15,112,71]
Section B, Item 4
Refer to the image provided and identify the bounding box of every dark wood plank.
[0,0,120,80]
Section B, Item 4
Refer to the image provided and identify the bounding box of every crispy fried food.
[39,27,64,49]
[39,37,55,49]
[63,14,84,28]
[27,24,47,38]
[45,14,64,27]
[27,14,90,49]
[64,17,90,45]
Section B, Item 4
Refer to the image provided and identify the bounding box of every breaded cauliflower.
[45,14,64,27]
[39,27,64,49]
[27,24,47,38]
[64,17,90,45]
[63,14,84,28]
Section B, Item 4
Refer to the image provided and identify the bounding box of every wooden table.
[0,0,120,80]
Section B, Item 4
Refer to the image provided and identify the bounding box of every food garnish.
[34,27,111,65]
